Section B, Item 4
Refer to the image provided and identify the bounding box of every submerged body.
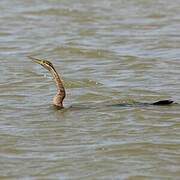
[29,56,174,109]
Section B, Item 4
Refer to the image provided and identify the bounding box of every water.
[0,0,180,179]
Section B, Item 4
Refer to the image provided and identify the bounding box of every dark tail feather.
[152,100,173,105]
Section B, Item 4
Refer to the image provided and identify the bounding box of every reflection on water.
[0,0,180,179]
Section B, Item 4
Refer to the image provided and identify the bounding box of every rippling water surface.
[0,0,180,179]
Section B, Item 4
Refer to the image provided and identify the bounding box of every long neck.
[49,67,66,108]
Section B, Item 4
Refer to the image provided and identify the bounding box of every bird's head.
[28,56,55,71]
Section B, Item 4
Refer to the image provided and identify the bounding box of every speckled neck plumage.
[49,65,66,108]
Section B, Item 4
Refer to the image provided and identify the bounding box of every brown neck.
[49,67,66,107]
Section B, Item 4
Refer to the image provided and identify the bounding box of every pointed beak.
[28,56,44,65]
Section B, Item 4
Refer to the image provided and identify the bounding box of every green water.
[0,0,180,179]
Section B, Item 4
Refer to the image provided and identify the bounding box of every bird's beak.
[28,56,44,65]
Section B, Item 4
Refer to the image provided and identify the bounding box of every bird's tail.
[152,100,173,105]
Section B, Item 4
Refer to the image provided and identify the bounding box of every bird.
[29,56,65,109]
[28,56,174,109]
